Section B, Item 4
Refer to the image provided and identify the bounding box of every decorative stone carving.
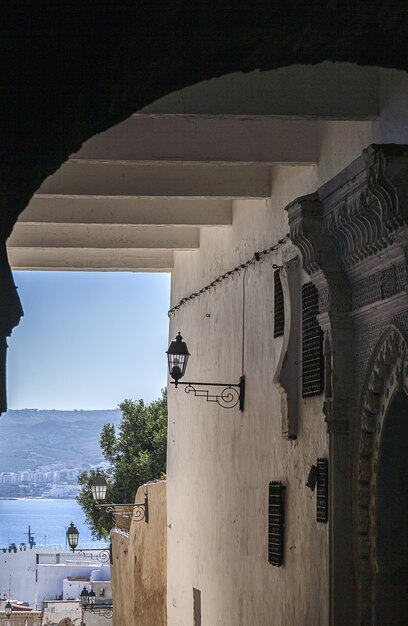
[286,192,352,435]
[356,325,408,625]
[286,146,408,435]
[351,261,407,310]
[285,145,408,625]
[322,146,407,271]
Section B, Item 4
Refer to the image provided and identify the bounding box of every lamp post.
[80,586,89,609]
[4,601,12,617]
[66,523,110,564]
[89,590,96,608]
[66,522,79,552]
[89,473,149,524]
[80,585,112,620]
[167,332,245,410]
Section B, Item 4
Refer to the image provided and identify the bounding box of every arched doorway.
[374,390,408,625]
[356,326,408,625]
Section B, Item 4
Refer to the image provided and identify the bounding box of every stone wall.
[167,72,408,626]
[110,481,166,626]
[0,613,42,626]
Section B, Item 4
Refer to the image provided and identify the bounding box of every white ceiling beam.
[20,196,233,227]
[37,162,271,198]
[8,223,199,250]
[73,114,320,165]
[8,248,174,272]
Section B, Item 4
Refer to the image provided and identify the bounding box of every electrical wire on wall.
[168,235,289,317]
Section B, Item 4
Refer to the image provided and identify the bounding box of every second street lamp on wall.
[166,332,245,411]
[89,589,96,607]
[66,522,79,551]
[89,473,149,524]
[5,601,12,618]
[80,586,112,619]
[80,586,89,608]
[66,523,110,564]
[91,473,108,502]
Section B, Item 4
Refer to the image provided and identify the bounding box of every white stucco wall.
[0,549,37,608]
[42,600,112,626]
[0,549,106,610]
[42,600,82,626]
[36,565,96,609]
[167,69,408,626]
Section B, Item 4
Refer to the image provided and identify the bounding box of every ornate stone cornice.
[285,193,321,276]
[285,193,351,315]
[320,145,408,271]
[286,192,353,434]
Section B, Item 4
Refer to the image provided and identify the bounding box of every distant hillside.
[0,408,122,472]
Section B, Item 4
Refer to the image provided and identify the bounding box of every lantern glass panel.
[90,475,108,502]
[66,522,79,551]
[166,333,190,382]
[80,587,89,607]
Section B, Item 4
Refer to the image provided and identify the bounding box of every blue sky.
[7,272,171,410]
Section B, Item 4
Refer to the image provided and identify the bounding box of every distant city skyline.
[7,271,171,410]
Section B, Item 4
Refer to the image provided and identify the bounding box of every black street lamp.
[166,332,190,385]
[89,473,149,524]
[4,601,12,617]
[66,522,79,552]
[66,523,110,564]
[167,332,245,410]
[80,585,112,619]
[89,589,96,608]
[91,474,108,503]
[80,586,89,608]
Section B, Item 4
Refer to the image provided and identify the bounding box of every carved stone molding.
[321,145,408,272]
[355,325,408,625]
[351,259,407,310]
[286,146,408,437]
[286,193,353,434]
[286,193,351,315]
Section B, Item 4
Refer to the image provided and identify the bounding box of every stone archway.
[356,326,408,625]
[374,390,408,624]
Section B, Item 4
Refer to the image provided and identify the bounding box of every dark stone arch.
[356,326,408,625]
[1,2,408,413]
[374,390,408,625]
[2,1,408,239]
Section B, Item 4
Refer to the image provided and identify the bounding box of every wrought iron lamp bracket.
[84,606,113,618]
[96,493,149,524]
[75,547,111,564]
[171,375,245,411]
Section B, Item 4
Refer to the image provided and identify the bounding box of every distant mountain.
[0,408,122,472]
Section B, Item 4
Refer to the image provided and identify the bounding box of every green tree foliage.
[77,389,167,538]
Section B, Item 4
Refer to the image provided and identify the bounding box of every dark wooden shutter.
[316,458,329,523]
[301,282,323,397]
[274,269,285,338]
[268,481,285,566]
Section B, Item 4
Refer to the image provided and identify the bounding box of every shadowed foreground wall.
[110,481,166,626]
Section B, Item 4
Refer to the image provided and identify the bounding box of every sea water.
[0,498,101,548]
